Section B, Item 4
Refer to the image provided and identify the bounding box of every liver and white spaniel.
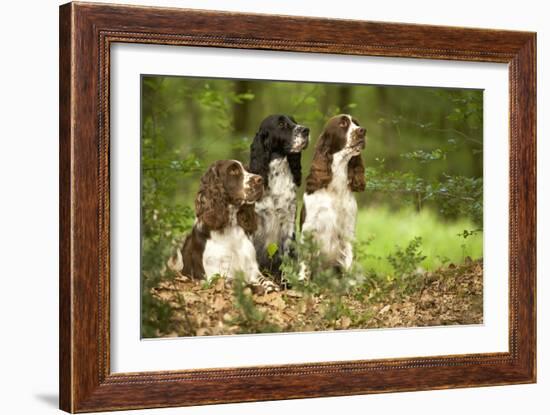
[249,114,309,279]
[169,160,277,292]
[301,114,366,272]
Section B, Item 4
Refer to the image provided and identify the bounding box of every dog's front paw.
[252,275,279,295]
[298,261,310,282]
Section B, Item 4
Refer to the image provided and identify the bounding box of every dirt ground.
[150,259,483,337]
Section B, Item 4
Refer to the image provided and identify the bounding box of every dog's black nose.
[301,127,310,136]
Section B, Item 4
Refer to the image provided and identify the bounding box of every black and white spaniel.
[168,160,278,292]
[249,114,309,280]
[301,114,366,272]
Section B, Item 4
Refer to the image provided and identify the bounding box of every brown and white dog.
[169,160,278,292]
[300,114,366,273]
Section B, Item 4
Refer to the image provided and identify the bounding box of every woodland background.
[141,76,484,337]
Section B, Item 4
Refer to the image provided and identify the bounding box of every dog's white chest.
[302,153,358,262]
[255,158,297,248]
[202,224,258,281]
[303,188,356,232]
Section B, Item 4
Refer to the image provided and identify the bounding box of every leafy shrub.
[281,233,365,325]
[364,167,483,225]
[140,80,201,337]
[386,237,428,295]
[230,272,281,334]
[387,237,427,276]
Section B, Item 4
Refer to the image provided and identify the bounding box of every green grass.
[355,206,482,275]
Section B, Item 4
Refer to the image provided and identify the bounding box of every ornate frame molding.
[60,2,536,412]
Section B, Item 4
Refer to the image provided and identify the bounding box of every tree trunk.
[233,80,252,136]
[338,85,352,113]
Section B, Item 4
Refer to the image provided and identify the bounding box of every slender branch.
[292,85,319,113]
[376,111,483,146]
[425,126,482,146]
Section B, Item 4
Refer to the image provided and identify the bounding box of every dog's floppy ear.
[195,163,229,230]
[236,203,257,235]
[348,154,366,192]
[249,128,271,187]
[287,153,302,187]
[305,132,333,193]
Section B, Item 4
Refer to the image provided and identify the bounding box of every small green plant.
[230,272,281,334]
[436,255,451,266]
[281,233,366,326]
[387,237,427,277]
[385,237,428,296]
[456,229,482,261]
[265,242,280,280]
[201,274,223,289]
[266,243,279,260]
[141,284,174,338]
[364,167,483,224]
[457,229,482,239]
[353,235,383,264]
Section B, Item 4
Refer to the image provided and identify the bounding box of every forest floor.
[150,259,483,337]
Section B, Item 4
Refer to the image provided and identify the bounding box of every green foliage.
[351,237,428,300]
[457,229,482,239]
[201,274,222,289]
[195,82,255,130]
[230,273,281,334]
[355,207,482,275]
[364,166,483,224]
[401,148,446,163]
[369,88,483,226]
[383,237,429,296]
[387,237,427,276]
[281,233,365,325]
[141,278,174,338]
[444,90,483,128]
[141,78,201,337]
[266,243,279,260]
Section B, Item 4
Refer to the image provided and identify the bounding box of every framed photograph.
[59,2,536,412]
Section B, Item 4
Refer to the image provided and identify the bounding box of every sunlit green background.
[141,75,482,270]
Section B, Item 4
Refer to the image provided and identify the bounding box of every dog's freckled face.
[195,160,263,231]
[289,121,310,153]
[223,161,264,206]
[305,114,367,194]
[345,116,367,155]
[272,115,310,154]
[250,115,309,187]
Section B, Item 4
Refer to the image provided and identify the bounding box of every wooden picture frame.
[59,2,536,412]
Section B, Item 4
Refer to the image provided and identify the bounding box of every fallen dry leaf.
[212,295,226,312]
[379,304,391,314]
[149,260,483,337]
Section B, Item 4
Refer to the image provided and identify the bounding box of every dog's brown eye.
[339,117,349,128]
[279,122,285,128]
[228,165,240,175]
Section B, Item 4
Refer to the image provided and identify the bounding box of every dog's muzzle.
[351,127,367,150]
[291,126,310,152]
